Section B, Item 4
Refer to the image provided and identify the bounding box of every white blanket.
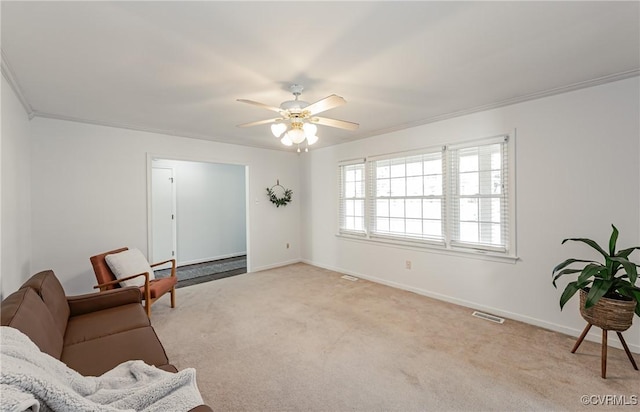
[0,326,204,412]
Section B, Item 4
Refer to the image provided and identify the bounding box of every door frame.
[145,153,251,272]
[150,166,177,263]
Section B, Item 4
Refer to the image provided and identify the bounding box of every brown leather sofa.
[1,270,212,412]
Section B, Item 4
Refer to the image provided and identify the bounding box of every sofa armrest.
[67,287,142,317]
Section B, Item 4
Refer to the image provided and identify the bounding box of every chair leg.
[170,287,176,308]
[616,332,639,370]
[571,323,592,353]
[146,301,151,318]
[601,329,608,379]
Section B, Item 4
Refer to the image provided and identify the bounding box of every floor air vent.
[340,275,359,282]
[472,311,505,324]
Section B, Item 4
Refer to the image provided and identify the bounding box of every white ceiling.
[2,1,639,151]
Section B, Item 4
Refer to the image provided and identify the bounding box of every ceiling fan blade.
[304,94,346,115]
[311,116,359,131]
[237,99,283,113]
[237,118,282,128]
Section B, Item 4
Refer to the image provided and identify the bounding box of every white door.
[152,167,176,262]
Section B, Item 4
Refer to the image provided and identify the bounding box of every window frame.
[448,136,510,253]
[368,148,447,247]
[336,133,517,262]
[338,159,367,237]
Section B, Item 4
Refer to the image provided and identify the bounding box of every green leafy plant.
[552,224,640,317]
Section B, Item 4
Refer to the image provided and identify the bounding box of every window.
[338,160,366,235]
[449,138,509,252]
[337,135,513,256]
[369,151,445,244]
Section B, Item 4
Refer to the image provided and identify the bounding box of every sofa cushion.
[20,269,70,337]
[67,288,142,317]
[105,248,155,288]
[61,327,171,376]
[1,288,64,359]
[65,303,150,346]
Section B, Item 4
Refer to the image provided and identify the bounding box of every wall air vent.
[472,311,505,324]
[340,275,359,282]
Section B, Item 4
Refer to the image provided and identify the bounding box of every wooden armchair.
[89,247,177,318]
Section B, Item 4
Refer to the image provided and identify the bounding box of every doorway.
[148,156,248,285]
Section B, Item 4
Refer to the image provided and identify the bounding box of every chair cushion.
[1,288,64,359]
[143,277,178,299]
[19,270,70,337]
[105,248,155,288]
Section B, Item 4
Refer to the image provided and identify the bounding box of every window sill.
[335,233,519,264]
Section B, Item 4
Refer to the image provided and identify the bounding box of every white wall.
[152,159,246,265]
[301,77,640,352]
[30,118,301,295]
[7,73,639,353]
[1,75,32,298]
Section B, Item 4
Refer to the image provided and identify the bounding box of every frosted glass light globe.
[281,134,293,146]
[271,123,287,138]
[289,128,306,144]
[303,123,317,137]
[306,134,318,145]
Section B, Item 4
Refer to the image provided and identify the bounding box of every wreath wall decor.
[266,180,292,207]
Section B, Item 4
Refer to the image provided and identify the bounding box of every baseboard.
[178,252,246,267]
[250,258,302,273]
[302,259,640,354]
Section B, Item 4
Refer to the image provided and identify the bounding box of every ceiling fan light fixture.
[271,123,287,138]
[237,84,359,151]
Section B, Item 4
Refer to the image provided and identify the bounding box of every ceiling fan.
[237,84,359,148]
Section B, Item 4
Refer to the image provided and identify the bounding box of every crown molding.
[1,49,35,119]
[31,111,290,152]
[357,69,640,140]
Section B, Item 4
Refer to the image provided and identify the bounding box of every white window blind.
[338,160,366,235]
[449,136,509,252]
[369,150,445,244]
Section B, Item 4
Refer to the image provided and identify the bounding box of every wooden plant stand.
[571,323,638,378]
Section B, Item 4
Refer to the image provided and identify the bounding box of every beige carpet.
[151,263,640,411]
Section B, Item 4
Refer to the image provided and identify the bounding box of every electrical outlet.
[405,260,412,269]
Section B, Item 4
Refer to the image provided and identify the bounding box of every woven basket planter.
[579,289,636,331]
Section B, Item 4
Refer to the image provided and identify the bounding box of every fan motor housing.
[280,99,309,112]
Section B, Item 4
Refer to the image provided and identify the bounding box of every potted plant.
[552,224,640,331]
